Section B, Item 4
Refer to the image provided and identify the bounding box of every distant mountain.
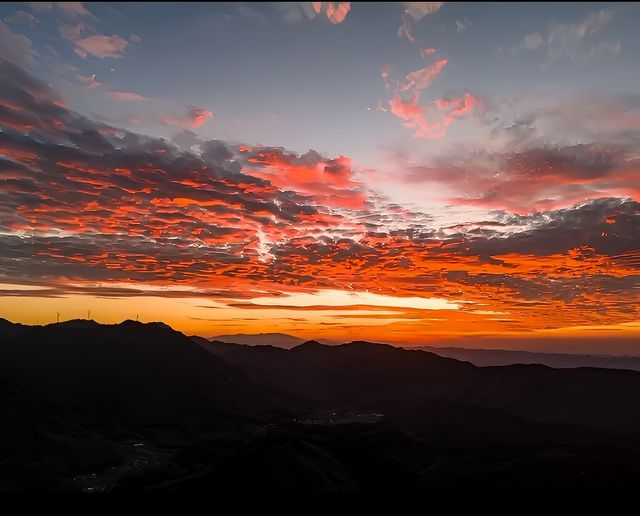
[416,346,640,372]
[190,336,244,356]
[209,332,334,349]
[217,340,640,439]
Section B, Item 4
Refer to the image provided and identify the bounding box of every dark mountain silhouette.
[0,319,300,446]
[2,319,640,492]
[0,380,137,491]
[209,332,335,349]
[210,332,307,349]
[0,317,30,338]
[416,345,640,371]
[191,336,244,356]
[215,340,640,438]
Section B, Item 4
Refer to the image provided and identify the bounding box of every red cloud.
[310,2,351,24]
[160,107,214,129]
[389,94,445,140]
[397,58,448,93]
[244,148,366,209]
[325,2,351,24]
[385,59,449,140]
[382,55,480,140]
[434,92,481,126]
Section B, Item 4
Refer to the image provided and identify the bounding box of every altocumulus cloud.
[0,58,638,333]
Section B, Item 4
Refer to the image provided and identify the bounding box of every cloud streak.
[107,91,149,101]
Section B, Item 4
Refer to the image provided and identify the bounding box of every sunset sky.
[1,2,639,353]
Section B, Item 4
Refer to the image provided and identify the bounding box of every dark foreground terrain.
[1,318,640,492]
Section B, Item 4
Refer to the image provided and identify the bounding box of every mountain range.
[203,330,640,370]
[2,318,640,492]
[415,345,640,371]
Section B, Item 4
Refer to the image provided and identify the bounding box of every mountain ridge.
[3,318,640,491]
[413,345,640,371]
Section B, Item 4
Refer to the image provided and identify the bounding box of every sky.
[0,2,639,353]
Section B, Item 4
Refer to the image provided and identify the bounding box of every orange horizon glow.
[2,285,639,355]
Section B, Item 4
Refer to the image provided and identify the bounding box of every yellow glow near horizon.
[0,292,412,336]
[0,283,53,291]
[247,289,461,310]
